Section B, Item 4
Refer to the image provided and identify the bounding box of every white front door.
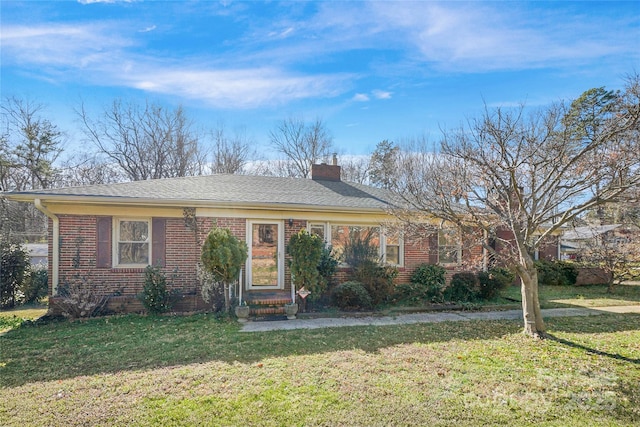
[247,221,284,290]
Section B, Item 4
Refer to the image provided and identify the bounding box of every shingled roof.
[4,174,398,212]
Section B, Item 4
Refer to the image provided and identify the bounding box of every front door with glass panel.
[247,221,283,289]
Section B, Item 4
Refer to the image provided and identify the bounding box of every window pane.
[438,230,458,264]
[331,225,380,264]
[119,221,148,242]
[310,224,325,241]
[386,245,399,265]
[251,224,279,286]
[119,243,149,264]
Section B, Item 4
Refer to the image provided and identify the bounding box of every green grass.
[501,282,640,308]
[1,312,639,426]
[0,305,47,333]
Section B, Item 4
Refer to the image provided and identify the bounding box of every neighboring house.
[25,243,48,267]
[3,163,556,314]
[560,224,622,260]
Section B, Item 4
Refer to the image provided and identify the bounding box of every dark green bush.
[535,260,578,286]
[331,281,373,311]
[444,272,479,302]
[477,267,515,300]
[20,267,48,304]
[353,260,398,306]
[0,243,30,308]
[317,245,339,294]
[398,264,446,303]
[138,265,172,315]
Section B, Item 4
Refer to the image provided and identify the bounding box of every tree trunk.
[517,251,546,338]
[223,282,231,313]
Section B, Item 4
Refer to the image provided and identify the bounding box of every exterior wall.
[50,213,311,313]
[48,209,557,314]
[538,236,559,261]
[56,215,204,297]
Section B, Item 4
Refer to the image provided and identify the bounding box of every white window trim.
[113,217,152,268]
[316,223,404,267]
[382,228,404,267]
[308,222,329,245]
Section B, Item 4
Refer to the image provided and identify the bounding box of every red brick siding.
[55,215,215,298]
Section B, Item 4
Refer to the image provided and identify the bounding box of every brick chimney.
[311,154,341,181]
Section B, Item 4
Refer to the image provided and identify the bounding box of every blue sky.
[1,0,639,157]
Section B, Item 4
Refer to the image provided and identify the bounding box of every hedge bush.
[138,265,172,315]
[535,260,578,286]
[353,260,398,306]
[19,267,48,304]
[396,264,446,303]
[444,272,479,303]
[331,281,373,311]
[477,267,515,300]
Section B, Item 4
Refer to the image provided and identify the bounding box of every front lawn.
[501,282,640,308]
[0,304,48,333]
[1,311,638,426]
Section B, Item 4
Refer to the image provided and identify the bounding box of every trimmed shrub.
[399,264,447,303]
[444,272,479,302]
[138,265,172,315]
[288,229,324,301]
[331,281,372,311]
[317,246,339,295]
[535,260,578,286]
[477,267,515,300]
[353,260,398,306]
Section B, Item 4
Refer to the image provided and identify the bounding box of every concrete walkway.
[241,305,640,332]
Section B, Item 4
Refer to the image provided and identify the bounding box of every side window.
[438,229,460,264]
[115,218,151,267]
[384,230,403,266]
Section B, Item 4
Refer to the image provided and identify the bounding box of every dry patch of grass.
[1,312,639,426]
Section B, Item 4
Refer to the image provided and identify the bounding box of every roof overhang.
[2,192,388,216]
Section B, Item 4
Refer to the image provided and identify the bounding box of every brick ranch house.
[4,163,559,315]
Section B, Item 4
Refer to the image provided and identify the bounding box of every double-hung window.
[438,229,460,265]
[383,229,403,266]
[115,218,151,267]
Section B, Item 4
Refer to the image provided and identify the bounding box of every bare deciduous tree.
[209,124,254,174]
[77,99,206,181]
[269,116,333,178]
[391,74,640,338]
[55,153,123,187]
[578,224,640,293]
[340,155,370,184]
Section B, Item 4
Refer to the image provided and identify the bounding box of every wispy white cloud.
[352,93,370,102]
[127,67,350,108]
[1,24,132,67]
[286,2,636,74]
[0,23,351,109]
[372,90,392,100]
[78,0,134,4]
[139,25,156,33]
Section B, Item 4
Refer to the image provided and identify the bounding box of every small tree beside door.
[201,226,248,313]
